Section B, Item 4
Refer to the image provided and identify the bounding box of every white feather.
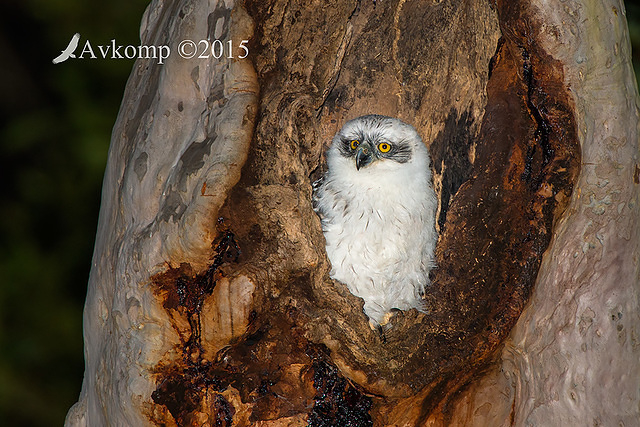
[314,115,438,327]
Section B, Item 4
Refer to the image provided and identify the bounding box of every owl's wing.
[311,175,326,217]
[311,175,324,193]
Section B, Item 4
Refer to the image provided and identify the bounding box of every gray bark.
[65,1,258,425]
[443,1,640,425]
[66,0,639,425]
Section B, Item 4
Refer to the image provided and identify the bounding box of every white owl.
[313,115,438,328]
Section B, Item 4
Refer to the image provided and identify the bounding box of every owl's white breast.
[317,147,438,325]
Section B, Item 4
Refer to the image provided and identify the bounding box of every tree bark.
[66,0,639,426]
[447,1,640,425]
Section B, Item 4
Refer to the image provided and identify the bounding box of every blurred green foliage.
[0,1,638,426]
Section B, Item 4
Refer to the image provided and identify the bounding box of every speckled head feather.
[313,115,438,328]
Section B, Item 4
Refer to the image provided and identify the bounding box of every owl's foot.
[368,310,399,343]
[368,310,398,330]
[381,311,397,326]
[367,319,386,342]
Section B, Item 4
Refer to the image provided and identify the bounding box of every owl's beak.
[355,144,374,170]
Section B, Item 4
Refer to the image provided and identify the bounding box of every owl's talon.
[381,311,395,326]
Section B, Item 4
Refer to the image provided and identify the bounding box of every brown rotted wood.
[148,0,580,425]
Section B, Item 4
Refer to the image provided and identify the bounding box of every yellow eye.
[378,142,391,153]
[350,140,360,150]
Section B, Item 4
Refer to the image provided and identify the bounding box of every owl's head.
[328,115,428,173]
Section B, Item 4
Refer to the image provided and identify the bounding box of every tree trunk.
[66,0,639,426]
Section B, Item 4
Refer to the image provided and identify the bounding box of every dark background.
[0,1,638,425]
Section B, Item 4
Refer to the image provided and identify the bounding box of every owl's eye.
[378,142,391,153]
[350,140,360,150]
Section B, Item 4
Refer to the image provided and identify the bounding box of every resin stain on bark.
[414,3,581,420]
[307,346,373,427]
[150,229,241,425]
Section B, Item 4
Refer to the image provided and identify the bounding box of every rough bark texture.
[66,0,639,425]
[442,1,640,425]
[65,1,259,425]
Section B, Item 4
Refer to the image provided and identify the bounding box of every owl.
[313,115,438,328]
